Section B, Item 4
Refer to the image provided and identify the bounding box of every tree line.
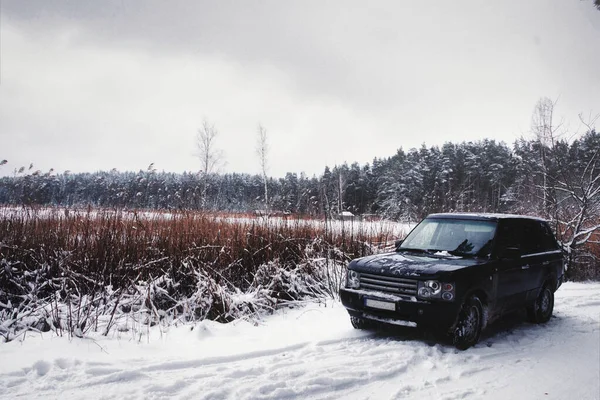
[0,132,598,218]
[1,130,598,219]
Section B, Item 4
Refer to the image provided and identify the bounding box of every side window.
[494,220,523,253]
[521,220,558,254]
[520,221,543,255]
[539,222,560,251]
[494,219,559,256]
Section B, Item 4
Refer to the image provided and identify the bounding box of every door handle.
[521,265,530,270]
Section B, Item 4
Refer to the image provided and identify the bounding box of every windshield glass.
[399,218,497,256]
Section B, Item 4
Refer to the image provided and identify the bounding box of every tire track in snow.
[188,336,424,400]
[0,323,576,400]
[139,342,312,372]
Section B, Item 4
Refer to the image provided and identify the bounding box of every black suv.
[340,213,565,349]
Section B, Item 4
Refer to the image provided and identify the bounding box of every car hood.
[348,251,487,277]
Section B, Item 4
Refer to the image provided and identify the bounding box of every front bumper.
[339,287,461,330]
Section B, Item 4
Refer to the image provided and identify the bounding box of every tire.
[527,284,554,324]
[453,296,483,350]
[350,316,374,330]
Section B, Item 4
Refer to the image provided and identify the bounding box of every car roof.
[425,212,548,222]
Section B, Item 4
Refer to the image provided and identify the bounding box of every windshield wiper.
[448,239,494,258]
[447,250,473,257]
[397,247,430,254]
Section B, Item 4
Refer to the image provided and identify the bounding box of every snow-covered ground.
[226,215,413,237]
[1,282,598,400]
[0,206,414,241]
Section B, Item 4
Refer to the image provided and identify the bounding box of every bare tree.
[531,97,560,218]
[337,168,346,214]
[256,124,269,209]
[546,112,600,278]
[531,97,557,147]
[195,119,224,208]
[196,119,224,175]
[525,98,600,277]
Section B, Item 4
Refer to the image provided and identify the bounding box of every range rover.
[340,213,565,349]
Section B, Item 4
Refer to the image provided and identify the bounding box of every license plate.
[365,298,395,311]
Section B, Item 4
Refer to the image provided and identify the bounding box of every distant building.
[337,211,355,221]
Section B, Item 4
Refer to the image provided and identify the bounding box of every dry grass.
[0,206,399,341]
[0,207,395,289]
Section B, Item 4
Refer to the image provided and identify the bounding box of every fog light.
[442,292,454,301]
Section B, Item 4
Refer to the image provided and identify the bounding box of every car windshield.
[399,218,497,257]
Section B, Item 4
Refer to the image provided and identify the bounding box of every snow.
[0,206,414,240]
[1,282,599,400]
[222,215,413,239]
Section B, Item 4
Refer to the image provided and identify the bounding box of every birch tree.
[256,124,269,210]
[531,97,560,218]
[195,119,224,208]
[196,119,224,175]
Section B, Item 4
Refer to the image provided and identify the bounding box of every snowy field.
[0,206,414,240]
[222,215,414,242]
[0,282,598,400]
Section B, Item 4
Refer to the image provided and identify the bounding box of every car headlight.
[346,269,360,289]
[418,280,455,301]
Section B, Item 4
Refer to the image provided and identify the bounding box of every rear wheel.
[453,296,483,350]
[350,316,375,330]
[527,284,554,324]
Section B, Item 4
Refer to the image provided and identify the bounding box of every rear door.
[520,220,562,302]
[518,220,547,299]
[492,219,529,311]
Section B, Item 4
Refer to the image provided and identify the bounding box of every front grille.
[359,273,418,296]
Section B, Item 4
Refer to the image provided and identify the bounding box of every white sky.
[1,0,599,178]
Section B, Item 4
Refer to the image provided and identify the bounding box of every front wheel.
[350,316,375,330]
[453,296,483,350]
[527,284,554,324]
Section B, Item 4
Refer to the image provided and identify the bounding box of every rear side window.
[495,219,559,256]
[521,221,544,254]
[539,222,560,251]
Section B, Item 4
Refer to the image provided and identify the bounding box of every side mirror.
[395,239,404,251]
[501,246,521,260]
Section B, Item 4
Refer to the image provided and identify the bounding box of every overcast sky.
[1,1,599,178]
